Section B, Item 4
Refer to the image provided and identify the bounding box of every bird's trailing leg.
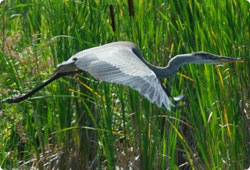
[0,70,83,104]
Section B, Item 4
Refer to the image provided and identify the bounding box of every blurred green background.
[0,0,249,169]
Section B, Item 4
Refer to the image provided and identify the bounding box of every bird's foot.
[1,98,11,104]
[0,95,24,104]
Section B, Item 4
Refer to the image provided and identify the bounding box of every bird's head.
[192,52,243,64]
[163,51,243,79]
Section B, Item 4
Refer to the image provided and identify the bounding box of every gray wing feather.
[74,45,173,110]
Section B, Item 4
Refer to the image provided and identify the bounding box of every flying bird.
[1,41,242,110]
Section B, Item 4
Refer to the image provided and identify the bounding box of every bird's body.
[1,41,242,110]
[54,41,173,109]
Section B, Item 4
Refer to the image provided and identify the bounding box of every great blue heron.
[1,41,242,110]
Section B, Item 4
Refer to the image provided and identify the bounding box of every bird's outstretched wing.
[74,45,173,110]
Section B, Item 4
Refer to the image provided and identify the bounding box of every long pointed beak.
[216,56,243,63]
[207,54,243,63]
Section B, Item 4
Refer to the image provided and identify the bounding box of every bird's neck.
[148,65,177,79]
[139,58,176,79]
[132,47,192,79]
[152,54,196,79]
